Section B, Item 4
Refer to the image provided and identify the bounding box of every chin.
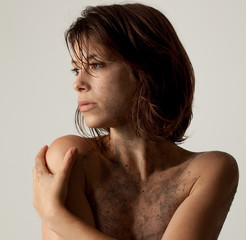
[83,112,125,129]
[84,116,110,129]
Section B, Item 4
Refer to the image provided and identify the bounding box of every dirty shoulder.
[191,150,239,187]
[46,135,97,173]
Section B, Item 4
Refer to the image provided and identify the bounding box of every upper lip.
[78,100,95,106]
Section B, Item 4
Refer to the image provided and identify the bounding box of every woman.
[33,3,239,240]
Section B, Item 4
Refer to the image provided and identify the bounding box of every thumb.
[59,147,78,182]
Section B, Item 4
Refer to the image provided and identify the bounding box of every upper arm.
[162,151,239,240]
[42,135,96,240]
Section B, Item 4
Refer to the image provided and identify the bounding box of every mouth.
[78,102,97,112]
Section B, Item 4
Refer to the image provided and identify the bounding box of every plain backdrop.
[0,0,245,239]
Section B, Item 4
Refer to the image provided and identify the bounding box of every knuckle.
[34,156,39,164]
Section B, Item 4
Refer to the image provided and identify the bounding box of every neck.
[105,124,178,181]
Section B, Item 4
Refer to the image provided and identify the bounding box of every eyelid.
[88,61,104,69]
[71,67,81,76]
[70,60,104,76]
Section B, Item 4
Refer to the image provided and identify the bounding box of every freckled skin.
[71,44,198,239]
[41,134,238,240]
[82,146,197,240]
[59,43,239,240]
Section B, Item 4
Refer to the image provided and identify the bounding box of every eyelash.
[89,62,103,70]
[71,68,80,76]
[71,62,103,76]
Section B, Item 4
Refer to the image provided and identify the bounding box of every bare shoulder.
[191,151,238,180]
[161,151,239,239]
[46,135,96,174]
[189,150,239,196]
[43,135,97,230]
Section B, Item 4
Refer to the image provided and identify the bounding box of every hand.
[32,145,78,222]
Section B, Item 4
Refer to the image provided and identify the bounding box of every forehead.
[72,39,112,63]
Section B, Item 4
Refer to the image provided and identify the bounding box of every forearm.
[45,207,117,240]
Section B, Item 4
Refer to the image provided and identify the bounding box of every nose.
[73,70,90,92]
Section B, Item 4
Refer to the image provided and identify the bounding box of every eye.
[89,62,103,71]
[71,67,81,76]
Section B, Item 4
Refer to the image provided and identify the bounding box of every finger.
[35,145,49,173]
[32,167,36,186]
[32,168,37,199]
[32,167,36,180]
[32,167,40,183]
[59,147,78,182]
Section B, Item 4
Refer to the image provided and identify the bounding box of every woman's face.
[72,41,136,129]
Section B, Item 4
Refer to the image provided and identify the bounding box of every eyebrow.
[71,59,79,66]
[71,54,98,66]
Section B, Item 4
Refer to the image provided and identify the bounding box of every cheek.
[90,89,131,128]
[93,66,136,119]
[101,85,133,115]
[95,76,133,103]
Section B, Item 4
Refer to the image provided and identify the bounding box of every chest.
[86,168,190,240]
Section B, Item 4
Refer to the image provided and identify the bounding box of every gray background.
[0,0,245,239]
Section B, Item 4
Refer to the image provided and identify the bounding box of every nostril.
[73,82,86,91]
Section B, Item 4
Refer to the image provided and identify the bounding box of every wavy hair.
[65,3,195,146]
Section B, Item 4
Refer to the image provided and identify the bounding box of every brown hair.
[65,3,195,144]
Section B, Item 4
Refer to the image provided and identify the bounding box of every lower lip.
[79,103,96,112]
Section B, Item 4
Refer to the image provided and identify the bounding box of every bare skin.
[76,136,197,239]
[36,135,238,240]
[33,42,239,240]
